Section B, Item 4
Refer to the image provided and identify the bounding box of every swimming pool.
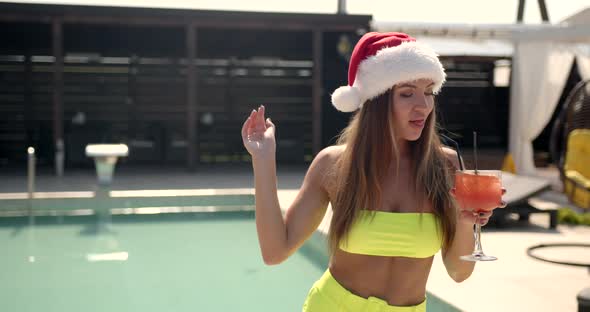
[0,205,458,311]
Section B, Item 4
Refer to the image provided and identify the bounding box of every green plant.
[558,208,590,226]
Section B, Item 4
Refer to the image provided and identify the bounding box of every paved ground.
[1,164,589,312]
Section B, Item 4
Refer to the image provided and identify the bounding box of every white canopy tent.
[509,24,590,175]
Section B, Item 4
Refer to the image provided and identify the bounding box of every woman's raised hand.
[241,105,276,160]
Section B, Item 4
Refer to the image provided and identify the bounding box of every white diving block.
[85,144,129,185]
[85,144,129,158]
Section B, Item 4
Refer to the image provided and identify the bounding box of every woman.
[241,32,506,312]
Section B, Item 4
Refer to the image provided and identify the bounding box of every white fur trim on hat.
[331,85,361,113]
[355,41,446,104]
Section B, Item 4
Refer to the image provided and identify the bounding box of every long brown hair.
[327,88,456,255]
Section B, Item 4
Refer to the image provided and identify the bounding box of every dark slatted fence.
[0,54,315,166]
[436,60,509,148]
[0,57,27,165]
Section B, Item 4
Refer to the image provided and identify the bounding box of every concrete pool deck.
[1,165,588,312]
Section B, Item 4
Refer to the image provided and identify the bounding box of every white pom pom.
[331,86,361,112]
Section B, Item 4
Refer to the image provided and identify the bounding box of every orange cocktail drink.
[454,170,502,212]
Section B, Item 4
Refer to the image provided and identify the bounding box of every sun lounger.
[490,172,555,229]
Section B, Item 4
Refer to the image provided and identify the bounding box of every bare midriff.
[329,250,434,306]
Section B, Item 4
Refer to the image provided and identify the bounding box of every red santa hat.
[331,32,446,112]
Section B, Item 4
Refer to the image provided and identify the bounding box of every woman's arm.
[440,147,477,283]
[243,106,331,265]
[252,148,331,265]
[440,147,506,282]
[442,219,477,283]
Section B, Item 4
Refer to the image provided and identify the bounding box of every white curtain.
[576,44,590,80]
[509,41,575,175]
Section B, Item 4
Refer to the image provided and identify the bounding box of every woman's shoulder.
[310,145,345,179]
[312,145,345,197]
[319,144,346,159]
[440,146,461,171]
[313,145,345,167]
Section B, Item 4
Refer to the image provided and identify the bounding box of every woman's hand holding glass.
[450,170,508,261]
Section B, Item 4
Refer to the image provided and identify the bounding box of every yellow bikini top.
[339,210,442,258]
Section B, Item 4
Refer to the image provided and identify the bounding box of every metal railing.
[27,147,35,213]
[27,146,36,263]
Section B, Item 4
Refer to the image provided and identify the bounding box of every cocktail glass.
[454,170,502,261]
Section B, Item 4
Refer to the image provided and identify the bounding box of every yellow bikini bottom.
[302,269,427,312]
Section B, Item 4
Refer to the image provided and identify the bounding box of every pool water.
[0,211,327,312]
[0,209,458,312]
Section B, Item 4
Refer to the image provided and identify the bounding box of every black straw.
[440,133,464,171]
[473,131,479,174]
